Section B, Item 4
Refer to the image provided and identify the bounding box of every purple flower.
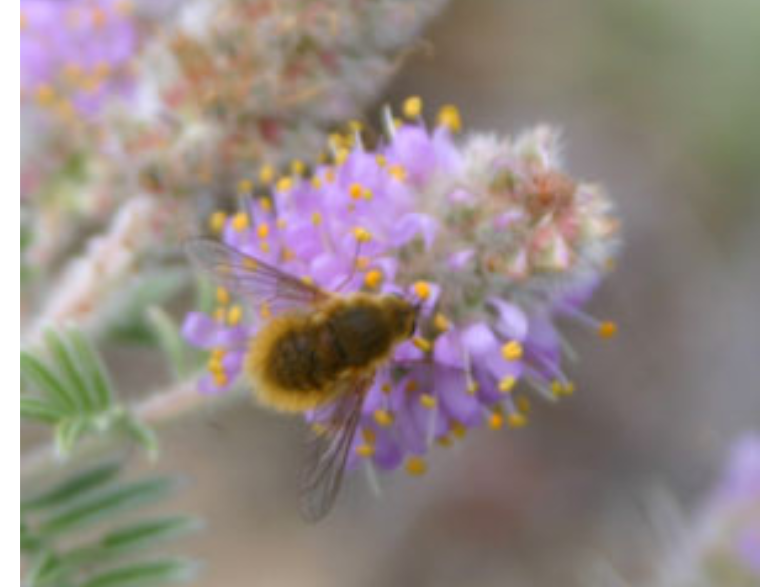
[183,101,620,476]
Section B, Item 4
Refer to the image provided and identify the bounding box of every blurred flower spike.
[182,98,621,476]
[21,0,138,119]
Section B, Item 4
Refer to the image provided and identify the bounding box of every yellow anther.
[355,444,375,458]
[281,247,295,262]
[405,379,419,393]
[276,176,293,193]
[498,376,517,394]
[212,307,226,323]
[258,164,275,184]
[35,84,56,107]
[242,257,259,269]
[300,276,314,286]
[466,381,479,395]
[436,435,453,448]
[207,356,223,373]
[488,412,504,430]
[260,241,270,253]
[334,148,349,166]
[551,380,575,397]
[393,117,403,128]
[598,321,617,339]
[276,218,287,230]
[237,179,253,194]
[311,212,322,226]
[373,409,394,427]
[433,313,451,332]
[232,213,249,232]
[413,337,432,353]
[361,428,376,445]
[413,281,431,300]
[353,227,372,243]
[381,382,393,394]
[311,176,322,189]
[450,421,467,438]
[356,256,371,270]
[328,133,345,149]
[348,119,363,132]
[213,371,228,387]
[403,95,423,119]
[405,456,427,476]
[507,413,528,428]
[260,303,271,319]
[501,341,524,361]
[375,154,387,167]
[325,169,336,183]
[259,197,272,211]
[257,223,270,239]
[389,164,407,181]
[91,6,107,27]
[437,104,462,132]
[362,188,373,200]
[419,394,437,409]
[516,397,531,414]
[215,287,230,305]
[364,269,383,289]
[311,423,327,436]
[349,183,364,200]
[211,347,227,360]
[290,159,305,176]
[209,211,227,233]
[227,305,243,326]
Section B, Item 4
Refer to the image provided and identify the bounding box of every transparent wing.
[298,377,370,522]
[184,237,329,314]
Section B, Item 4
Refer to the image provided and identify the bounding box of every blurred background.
[22,0,759,585]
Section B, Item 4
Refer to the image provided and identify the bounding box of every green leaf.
[146,307,189,379]
[21,397,65,425]
[55,418,89,457]
[121,415,158,460]
[23,461,122,511]
[38,477,175,536]
[44,330,91,412]
[81,559,196,587]
[67,329,113,410]
[21,352,77,412]
[101,517,200,552]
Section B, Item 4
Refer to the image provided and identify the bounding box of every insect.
[185,237,419,521]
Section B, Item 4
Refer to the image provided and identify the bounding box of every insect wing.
[298,378,369,522]
[184,237,329,314]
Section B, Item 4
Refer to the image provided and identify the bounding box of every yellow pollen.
[413,337,432,353]
[393,117,403,128]
[212,307,226,323]
[227,305,243,326]
[260,303,271,319]
[210,211,227,233]
[232,213,249,232]
[356,256,371,270]
[381,383,393,394]
[276,176,293,193]
[413,281,431,300]
[290,159,305,176]
[364,269,383,289]
[419,394,437,409]
[325,169,336,183]
[466,381,479,395]
[405,380,419,393]
[258,164,275,184]
[35,84,56,107]
[211,347,227,360]
[300,276,314,286]
[434,313,451,332]
[237,179,253,194]
[311,176,322,189]
[92,7,107,28]
[215,287,230,305]
[437,104,462,132]
[598,321,617,339]
[260,241,270,253]
[389,164,407,181]
[207,356,223,373]
[276,218,288,230]
[375,154,387,167]
[551,380,575,397]
[349,183,364,200]
[355,444,375,458]
[363,188,373,200]
[242,257,259,270]
[405,456,427,476]
[488,412,504,430]
[450,421,467,438]
[259,197,272,211]
[403,95,423,119]
[507,413,528,428]
[498,376,517,394]
[373,409,394,427]
[311,212,322,226]
[516,397,531,414]
[361,428,376,445]
[281,247,295,262]
[311,423,327,436]
[334,148,349,166]
[257,223,270,239]
[436,435,453,448]
[213,371,228,387]
[353,227,372,243]
[501,341,524,361]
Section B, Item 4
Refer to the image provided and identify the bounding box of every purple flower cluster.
[182,101,619,476]
[21,0,137,118]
